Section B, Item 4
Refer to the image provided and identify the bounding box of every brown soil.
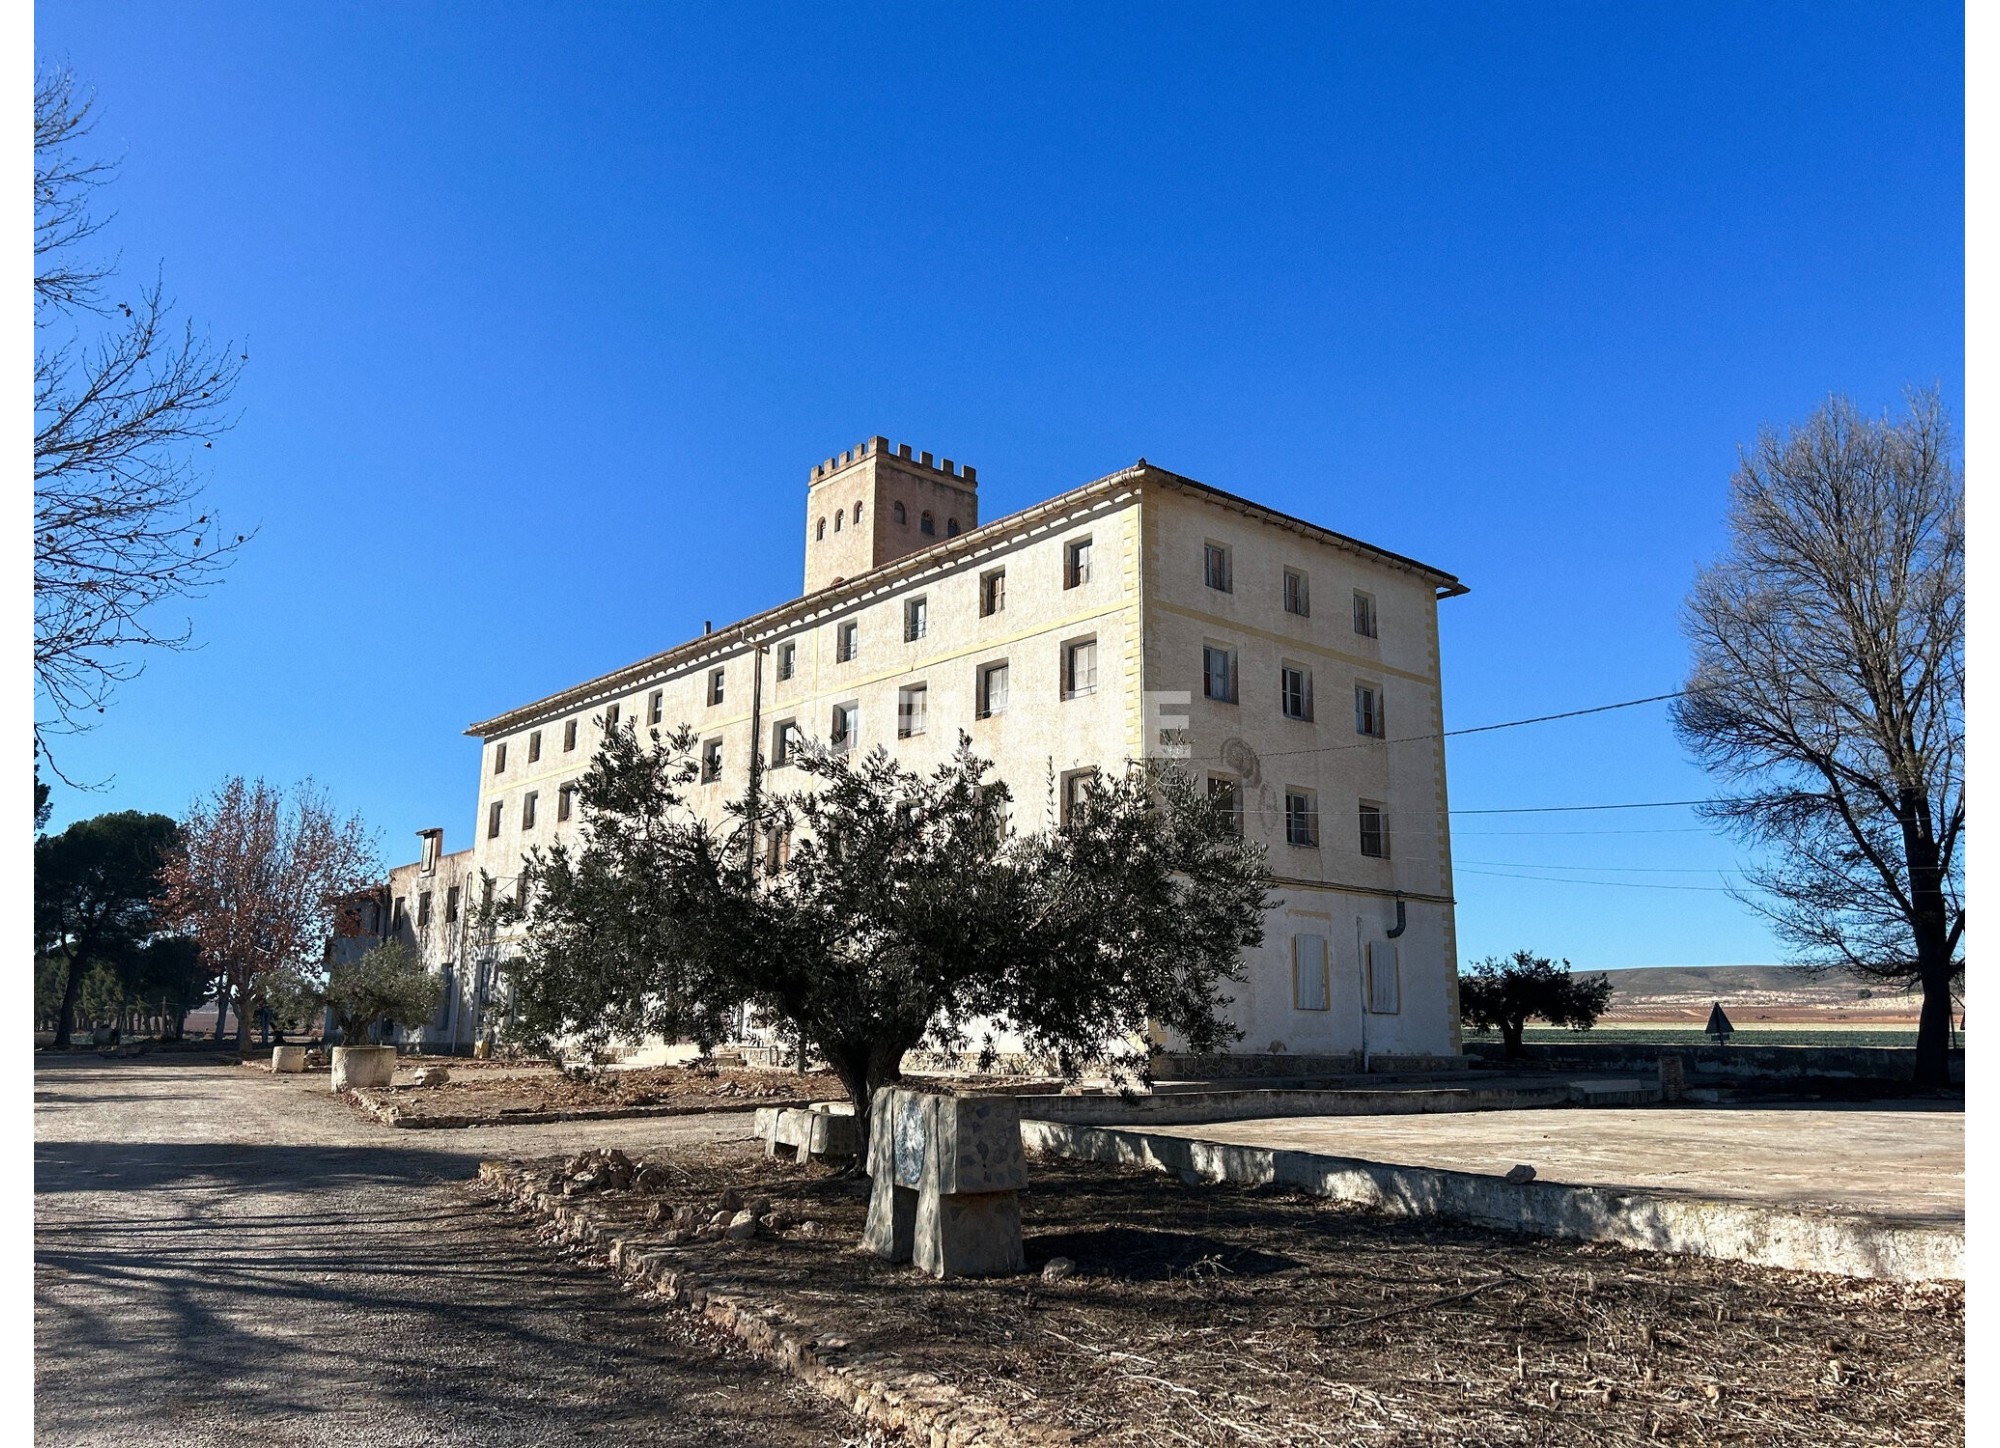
[372,1064,840,1122]
[512,1139,1963,1446]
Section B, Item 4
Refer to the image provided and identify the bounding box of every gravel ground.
[33,1054,860,1447]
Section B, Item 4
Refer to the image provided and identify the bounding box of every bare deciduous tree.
[1673,389,1963,1087]
[34,64,251,772]
[155,778,380,1053]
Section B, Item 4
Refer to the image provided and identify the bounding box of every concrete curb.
[347,1090,806,1129]
[477,1161,1058,1447]
[1021,1120,1962,1283]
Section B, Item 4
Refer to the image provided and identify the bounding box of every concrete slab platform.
[1023,1107,1962,1281]
[1140,1103,1962,1228]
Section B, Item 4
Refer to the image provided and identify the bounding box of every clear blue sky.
[35,3,1962,970]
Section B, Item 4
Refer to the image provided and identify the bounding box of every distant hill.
[1585,964,1922,1023]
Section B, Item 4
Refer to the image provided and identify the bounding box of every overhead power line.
[1190,690,1684,765]
[1455,866,1738,894]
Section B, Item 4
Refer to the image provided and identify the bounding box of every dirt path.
[33,1055,856,1447]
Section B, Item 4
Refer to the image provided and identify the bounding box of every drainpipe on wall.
[1385,892,1407,939]
[1355,915,1369,1075]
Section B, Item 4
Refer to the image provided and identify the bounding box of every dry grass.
[511,1139,1963,1446]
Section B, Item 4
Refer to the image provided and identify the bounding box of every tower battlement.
[811,436,977,486]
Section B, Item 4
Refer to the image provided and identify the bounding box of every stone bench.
[863,1088,1025,1279]
[753,1101,859,1162]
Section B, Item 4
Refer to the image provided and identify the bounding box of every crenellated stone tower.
[803,436,979,594]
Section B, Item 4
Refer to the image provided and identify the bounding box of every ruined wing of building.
[367,438,1469,1070]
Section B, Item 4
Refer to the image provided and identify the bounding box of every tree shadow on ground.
[1024,1224,1298,1280]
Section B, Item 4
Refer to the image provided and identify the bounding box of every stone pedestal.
[271,1045,308,1073]
[863,1088,1026,1278]
[331,1045,397,1091]
[756,1101,859,1162]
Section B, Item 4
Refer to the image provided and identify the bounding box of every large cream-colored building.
[391,437,1468,1068]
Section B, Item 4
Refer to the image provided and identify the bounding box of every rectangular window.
[1359,801,1390,858]
[763,826,792,874]
[564,719,578,752]
[1293,934,1330,1011]
[650,689,663,725]
[1063,637,1098,699]
[701,738,722,782]
[527,730,542,764]
[708,669,725,706]
[1367,941,1401,1013]
[493,742,507,774]
[1208,776,1242,834]
[836,621,858,663]
[1282,664,1314,721]
[898,684,928,738]
[980,568,1006,616]
[773,719,801,765]
[1355,682,1384,737]
[904,595,929,642]
[392,897,407,934]
[1202,645,1236,703]
[1204,543,1232,592]
[831,703,858,753]
[487,800,502,839]
[605,703,621,730]
[1284,569,1310,617]
[977,661,1009,718]
[522,791,538,830]
[417,891,433,929]
[482,878,494,913]
[1060,769,1093,828]
[1353,590,1378,639]
[1065,537,1093,589]
[445,885,460,924]
[777,642,796,681]
[557,784,573,822]
[1285,789,1319,847]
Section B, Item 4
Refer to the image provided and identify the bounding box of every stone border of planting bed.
[478,1159,1059,1447]
[349,1088,814,1129]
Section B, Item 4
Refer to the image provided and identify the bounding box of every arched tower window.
[834,511,843,532]
[815,518,826,541]
[947,518,960,537]
[894,502,907,525]
[854,501,863,523]
[920,511,935,536]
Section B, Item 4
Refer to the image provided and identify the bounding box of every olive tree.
[1458,951,1613,1058]
[496,724,1273,1134]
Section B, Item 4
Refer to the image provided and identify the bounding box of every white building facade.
[418,439,1467,1069]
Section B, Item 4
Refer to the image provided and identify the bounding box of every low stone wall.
[1021,1121,1961,1283]
[1463,1041,1962,1085]
[1015,1076,1660,1128]
[1151,1050,1468,1079]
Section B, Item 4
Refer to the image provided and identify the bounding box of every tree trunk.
[53,948,88,1050]
[212,981,231,1041]
[234,978,253,1054]
[1913,963,1956,1089]
[1501,1017,1527,1059]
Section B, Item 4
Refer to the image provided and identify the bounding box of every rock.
[1041,1257,1076,1283]
[1177,1168,1203,1187]
[1504,1164,1537,1184]
[662,1227,690,1245]
[606,1149,633,1170]
[746,1196,770,1219]
[605,1161,634,1190]
[757,1213,781,1233]
[709,1209,733,1228]
[717,1187,743,1212]
[796,1220,821,1239]
[725,1210,758,1240]
[566,1172,605,1196]
[410,1065,451,1088]
[634,1164,670,1192]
